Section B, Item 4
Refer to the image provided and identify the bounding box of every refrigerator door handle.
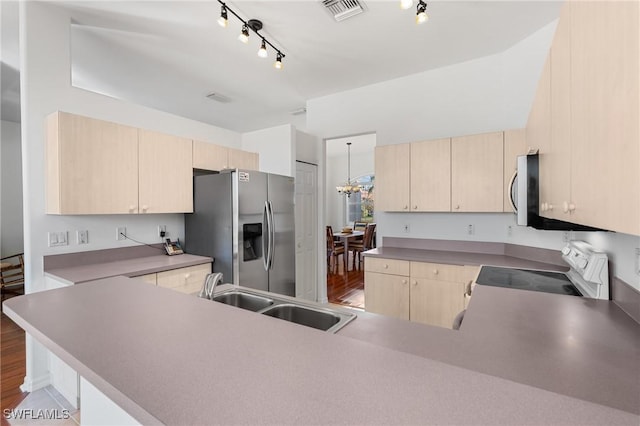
[263,201,270,271]
[268,201,275,270]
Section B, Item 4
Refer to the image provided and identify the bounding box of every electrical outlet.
[562,231,570,242]
[403,224,410,233]
[77,230,89,244]
[467,224,475,235]
[635,248,640,276]
[117,227,126,241]
[507,225,513,237]
[158,225,167,238]
[48,231,68,247]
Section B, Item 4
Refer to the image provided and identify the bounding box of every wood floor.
[1,295,28,417]
[327,252,365,309]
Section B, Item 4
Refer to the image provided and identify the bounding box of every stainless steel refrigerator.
[185,170,295,296]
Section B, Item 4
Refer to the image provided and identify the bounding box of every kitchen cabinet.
[374,144,410,211]
[46,111,139,214]
[156,263,211,294]
[527,1,639,235]
[134,273,157,285]
[138,129,193,213]
[503,129,527,212]
[193,140,259,172]
[451,132,504,212]
[410,138,451,211]
[364,258,410,320]
[365,257,477,329]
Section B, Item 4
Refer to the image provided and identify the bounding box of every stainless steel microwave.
[510,153,603,231]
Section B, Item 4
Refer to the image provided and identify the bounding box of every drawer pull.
[412,280,417,286]
[433,269,439,275]
[383,264,389,269]
[402,279,408,285]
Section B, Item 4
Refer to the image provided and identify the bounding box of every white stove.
[475,241,609,300]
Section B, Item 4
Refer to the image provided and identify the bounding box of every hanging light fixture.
[215,1,286,70]
[416,0,428,24]
[336,142,361,197]
[217,5,228,27]
[400,0,413,10]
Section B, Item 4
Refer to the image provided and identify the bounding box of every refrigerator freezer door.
[267,174,296,296]
[237,170,269,291]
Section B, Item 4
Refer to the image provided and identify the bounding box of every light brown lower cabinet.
[132,263,211,294]
[365,258,478,329]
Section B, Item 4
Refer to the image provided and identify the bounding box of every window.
[346,174,374,224]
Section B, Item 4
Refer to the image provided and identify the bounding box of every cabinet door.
[193,140,229,171]
[451,132,504,212]
[375,144,410,211]
[410,278,465,329]
[156,263,211,294]
[570,1,639,235]
[503,129,526,213]
[133,273,157,285]
[138,130,193,213]
[410,138,451,212]
[46,112,138,214]
[228,148,259,170]
[545,2,572,221]
[364,272,409,320]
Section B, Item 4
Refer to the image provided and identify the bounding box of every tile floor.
[5,386,79,426]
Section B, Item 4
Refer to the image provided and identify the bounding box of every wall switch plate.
[158,225,167,238]
[117,227,126,241]
[403,224,410,233]
[77,230,89,244]
[467,224,475,235]
[48,231,68,247]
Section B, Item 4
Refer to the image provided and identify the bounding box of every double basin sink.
[212,288,356,333]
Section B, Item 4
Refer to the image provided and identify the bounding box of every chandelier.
[336,142,361,197]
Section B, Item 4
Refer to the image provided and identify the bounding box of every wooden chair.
[326,226,346,274]
[353,222,367,232]
[1,253,25,304]
[350,224,376,270]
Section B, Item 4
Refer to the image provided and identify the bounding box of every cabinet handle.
[403,205,408,210]
[141,205,148,212]
[412,280,418,286]
[402,279,408,285]
[433,269,439,275]
[383,264,389,269]
[129,205,136,213]
[541,202,547,212]
[568,202,576,212]
[454,205,460,210]
[413,205,418,210]
[547,203,553,211]
[184,273,191,281]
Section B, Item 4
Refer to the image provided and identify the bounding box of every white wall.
[1,120,23,257]
[306,20,640,290]
[295,130,319,165]
[242,124,295,177]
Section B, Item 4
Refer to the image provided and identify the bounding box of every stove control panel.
[561,241,609,299]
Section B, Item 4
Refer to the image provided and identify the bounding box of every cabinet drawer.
[133,273,157,285]
[364,257,410,276]
[410,262,470,282]
[156,263,211,294]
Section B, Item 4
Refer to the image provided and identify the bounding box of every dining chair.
[1,253,25,304]
[326,226,346,274]
[349,223,376,270]
[353,222,367,232]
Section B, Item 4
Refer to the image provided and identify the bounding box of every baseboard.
[20,372,51,393]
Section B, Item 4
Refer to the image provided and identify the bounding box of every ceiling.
[1,1,562,131]
[326,133,376,158]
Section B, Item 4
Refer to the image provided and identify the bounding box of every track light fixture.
[217,5,228,27]
[416,0,428,24]
[216,1,286,70]
[399,0,413,10]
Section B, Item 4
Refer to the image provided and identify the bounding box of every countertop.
[4,279,640,425]
[363,246,568,271]
[44,253,213,285]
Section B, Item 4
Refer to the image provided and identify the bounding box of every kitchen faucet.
[198,272,224,299]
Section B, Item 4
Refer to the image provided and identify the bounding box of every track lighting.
[217,5,228,28]
[416,0,428,24]
[258,40,268,58]
[274,52,283,70]
[238,24,249,44]
[400,0,413,10]
[215,1,286,70]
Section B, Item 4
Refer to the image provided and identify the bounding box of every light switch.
[48,231,68,247]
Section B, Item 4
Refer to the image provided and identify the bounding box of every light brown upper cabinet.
[375,144,411,211]
[138,130,193,214]
[526,1,639,235]
[410,138,451,212]
[46,112,139,214]
[192,141,259,172]
[47,112,194,215]
[503,129,527,212]
[451,132,504,212]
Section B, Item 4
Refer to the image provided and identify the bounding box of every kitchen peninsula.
[4,275,639,425]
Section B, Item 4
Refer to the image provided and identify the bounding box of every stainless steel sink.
[261,304,341,332]
[210,288,356,333]
[212,291,274,312]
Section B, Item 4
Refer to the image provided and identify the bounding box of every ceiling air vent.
[290,107,307,116]
[206,92,231,103]
[322,0,365,22]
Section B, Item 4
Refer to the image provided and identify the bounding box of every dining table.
[332,230,364,271]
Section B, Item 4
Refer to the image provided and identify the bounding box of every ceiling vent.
[322,0,365,22]
[206,92,231,103]
[290,107,307,116]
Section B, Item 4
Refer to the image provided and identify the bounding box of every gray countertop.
[4,278,639,425]
[44,253,213,285]
[363,246,569,271]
